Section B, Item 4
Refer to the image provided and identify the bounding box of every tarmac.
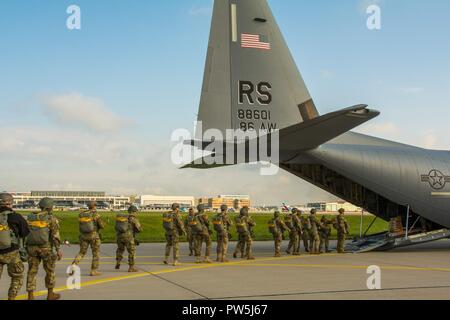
[1,240,450,300]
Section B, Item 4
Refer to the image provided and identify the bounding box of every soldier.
[319,215,332,253]
[298,211,310,253]
[26,197,63,300]
[186,205,204,263]
[196,204,212,263]
[184,208,196,256]
[115,205,142,272]
[291,209,303,255]
[72,201,105,276]
[233,207,255,260]
[268,211,290,257]
[308,209,323,254]
[213,205,233,262]
[335,208,350,253]
[0,193,29,300]
[163,203,186,266]
[285,209,300,255]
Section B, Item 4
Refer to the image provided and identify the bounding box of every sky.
[0,0,449,205]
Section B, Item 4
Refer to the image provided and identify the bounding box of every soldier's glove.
[19,248,28,263]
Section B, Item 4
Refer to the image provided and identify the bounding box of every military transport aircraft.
[183,0,450,251]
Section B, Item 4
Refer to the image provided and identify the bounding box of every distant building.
[138,195,195,210]
[198,195,251,210]
[325,201,362,212]
[10,191,130,209]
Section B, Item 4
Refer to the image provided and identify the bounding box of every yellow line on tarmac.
[14,253,336,300]
[234,263,450,273]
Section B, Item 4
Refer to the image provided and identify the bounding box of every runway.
[1,240,450,300]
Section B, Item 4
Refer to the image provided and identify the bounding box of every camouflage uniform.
[299,214,310,253]
[73,209,105,274]
[184,209,195,256]
[0,194,30,300]
[233,209,255,260]
[196,208,212,263]
[292,211,303,255]
[163,205,185,265]
[0,251,24,300]
[270,213,289,257]
[319,216,332,253]
[335,210,350,253]
[285,213,299,255]
[308,211,322,254]
[26,212,61,292]
[213,208,233,262]
[116,208,142,271]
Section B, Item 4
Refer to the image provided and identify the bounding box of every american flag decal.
[241,33,271,50]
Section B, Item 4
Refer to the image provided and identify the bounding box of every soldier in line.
[291,209,303,255]
[233,207,255,260]
[212,205,233,262]
[285,209,300,255]
[186,205,204,263]
[319,215,333,253]
[184,208,196,256]
[299,210,310,253]
[196,204,212,264]
[26,198,63,300]
[0,193,29,300]
[308,209,323,254]
[163,203,186,266]
[335,208,350,253]
[268,211,290,257]
[115,205,142,273]
[72,201,105,276]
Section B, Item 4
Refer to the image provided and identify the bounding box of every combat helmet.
[197,204,205,212]
[39,197,54,211]
[87,201,97,210]
[128,205,139,213]
[220,204,228,212]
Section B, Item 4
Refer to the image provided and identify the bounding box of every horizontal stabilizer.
[279,105,380,151]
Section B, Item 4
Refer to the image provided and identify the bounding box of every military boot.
[90,270,102,277]
[47,288,61,300]
[115,263,121,270]
[274,253,281,257]
[222,256,229,263]
[128,266,138,273]
[247,256,256,260]
[173,260,181,266]
[195,256,202,264]
[27,291,35,300]
[8,295,17,301]
[203,257,212,264]
[233,252,237,259]
[163,256,169,265]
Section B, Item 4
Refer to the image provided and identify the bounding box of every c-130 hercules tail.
[184,0,450,250]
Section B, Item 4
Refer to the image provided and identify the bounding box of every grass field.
[19,211,389,244]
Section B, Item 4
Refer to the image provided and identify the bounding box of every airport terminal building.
[10,191,130,210]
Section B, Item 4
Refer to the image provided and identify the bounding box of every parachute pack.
[26,213,51,246]
[79,211,96,234]
[115,213,130,234]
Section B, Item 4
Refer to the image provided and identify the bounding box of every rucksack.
[267,218,279,235]
[0,211,13,250]
[212,214,224,233]
[115,213,130,234]
[235,216,248,234]
[284,215,293,229]
[163,212,174,231]
[187,215,203,234]
[79,211,96,234]
[26,213,51,246]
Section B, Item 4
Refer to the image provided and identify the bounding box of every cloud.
[40,93,133,133]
